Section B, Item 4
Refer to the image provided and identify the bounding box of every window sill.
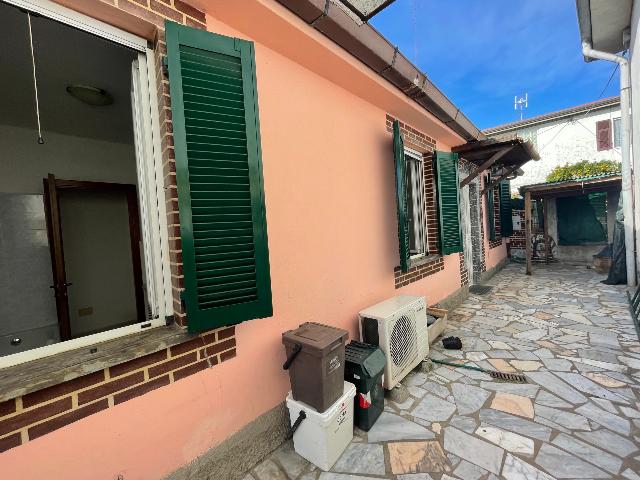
[0,324,192,403]
[409,253,442,269]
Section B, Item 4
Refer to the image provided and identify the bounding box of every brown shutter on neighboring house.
[596,119,612,151]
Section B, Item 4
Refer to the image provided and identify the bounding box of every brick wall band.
[488,186,503,249]
[0,326,236,453]
[386,115,447,289]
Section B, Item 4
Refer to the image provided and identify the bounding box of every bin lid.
[345,341,386,377]
[282,322,348,356]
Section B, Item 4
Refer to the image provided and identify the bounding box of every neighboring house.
[0,1,535,479]
[484,97,622,192]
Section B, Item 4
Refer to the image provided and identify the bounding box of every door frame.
[43,175,146,340]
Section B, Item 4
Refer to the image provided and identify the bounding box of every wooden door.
[43,174,72,340]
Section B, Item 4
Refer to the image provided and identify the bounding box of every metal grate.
[389,314,417,375]
[469,285,493,295]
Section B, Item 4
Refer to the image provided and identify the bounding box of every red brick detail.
[169,336,204,357]
[0,399,16,417]
[217,326,235,341]
[174,0,206,22]
[204,338,236,357]
[28,399,109,440]
[22,371,105,408]
[394,256,445,289]
[173,360,209,381]
[109,349,168,378]
[489,186,503,249]
[114,375,170,404]
[78,372,144,406]
[219,349,237,362]
[148,352,198,378]
[0,397,71,436]
[0,433,21,453]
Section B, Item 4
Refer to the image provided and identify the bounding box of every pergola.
[452,138,540,191]
[519,175,622,275]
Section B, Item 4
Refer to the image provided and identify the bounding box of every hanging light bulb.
[27,12,44,144]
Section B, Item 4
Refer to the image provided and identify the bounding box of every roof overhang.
[275,0,483,142]
[520,175,621,198]
[576,0,632,56]
[452,138,540,192]
[338,0,396,21]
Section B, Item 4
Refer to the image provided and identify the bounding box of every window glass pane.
[613,118,621,148]
[405,154,426,257]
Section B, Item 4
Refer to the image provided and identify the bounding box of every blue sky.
[370,0,620,130]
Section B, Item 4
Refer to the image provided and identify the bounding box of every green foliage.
[546,160,621,183]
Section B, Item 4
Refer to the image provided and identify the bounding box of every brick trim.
[0,326,235,453]
[386,115,445,288]
[488,184,503,249]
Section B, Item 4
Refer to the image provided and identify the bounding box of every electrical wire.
[27,13,44,144]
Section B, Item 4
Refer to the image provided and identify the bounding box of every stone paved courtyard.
[244,263,640,480]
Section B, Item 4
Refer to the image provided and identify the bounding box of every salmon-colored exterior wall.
[0,1,505,478]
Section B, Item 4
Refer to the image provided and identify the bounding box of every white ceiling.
[0,2,138,144]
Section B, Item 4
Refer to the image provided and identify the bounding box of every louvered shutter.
[393,120,410,273]
[499,180,513,237]
[486,174,496,241]
[434,151,463,255]
[596,119,612,151]
[166,22,272,333]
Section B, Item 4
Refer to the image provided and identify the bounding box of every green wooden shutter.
[499,180,513,237]
[166,21,272,333]
[393,121,411,273]
[486,174,496,241]
[434,151,463,255]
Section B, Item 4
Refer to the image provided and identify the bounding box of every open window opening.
[0,1,169,363]
[404,147,428,259]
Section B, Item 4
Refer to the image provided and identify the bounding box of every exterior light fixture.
[66,85,114,106]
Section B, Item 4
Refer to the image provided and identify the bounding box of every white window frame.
[404,147,428,260]
[0,0,172,368]
[613,117,621,149]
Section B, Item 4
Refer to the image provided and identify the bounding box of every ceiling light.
[66,85,113,106]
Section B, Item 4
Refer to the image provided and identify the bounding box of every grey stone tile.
[271,441,309,480]
[332,444,385,476]
[575,402,631,434]
[253,459,288,480]
[479,409,552,441]
[591,397,619,414]
[534,415,572,434]
[552,433,623,475]
[534,405,590,430]
[397,475,434,480]
[535,390,573,408]
[367,412,434,443]
[535,444,609,479]
[449,415,478,433]
[526,371,588,404]
[453,459,487,480]
[479,381,539,398]
[502,453,556,480]
[451,383,490,415]
[487,349,515,359]
[443,426,503,475]
[412,394,456,422]
[422,381,450,398]
[622,469,640,480]
[319,474,383,480]
[554,372,630,404]
[576,428,639,457]
[540,358,573,371]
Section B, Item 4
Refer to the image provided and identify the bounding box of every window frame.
[404,147,429,260]
[613,117,621,149]
[0,2,170,369]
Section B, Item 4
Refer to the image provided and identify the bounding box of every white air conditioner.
[358,295,429,390]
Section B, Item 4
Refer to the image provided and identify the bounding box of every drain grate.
[469,285,493,295]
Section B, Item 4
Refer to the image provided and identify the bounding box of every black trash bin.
[344,341,385,431]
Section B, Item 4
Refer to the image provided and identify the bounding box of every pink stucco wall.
[0,2,502,479]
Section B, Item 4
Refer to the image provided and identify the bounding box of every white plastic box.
[286,381,356,471]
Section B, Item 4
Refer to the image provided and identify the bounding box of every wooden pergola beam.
[480,163,522,195]
[460,146,514,188]
[525,190,532,275]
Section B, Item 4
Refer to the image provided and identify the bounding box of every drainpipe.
[582,41,636,287]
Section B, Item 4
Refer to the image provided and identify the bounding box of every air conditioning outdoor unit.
[358,295,429,390]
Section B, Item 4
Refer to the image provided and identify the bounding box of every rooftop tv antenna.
[514,93,528,121]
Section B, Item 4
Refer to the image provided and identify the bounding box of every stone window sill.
[409,253,442,269]
[0,324,192,403]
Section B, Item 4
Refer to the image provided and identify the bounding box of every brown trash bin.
[282,322,348,412]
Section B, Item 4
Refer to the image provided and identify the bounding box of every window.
[596,119,613,151]
[405,148,428,259]
[613,117,621,148]
[486,174,496,241]
[166,22,272,333]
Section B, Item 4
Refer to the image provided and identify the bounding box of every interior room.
[0,2,146,356]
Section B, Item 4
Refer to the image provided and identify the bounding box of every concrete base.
[164,402,290,480]
[436,285,469,311]
[479,256,509,284]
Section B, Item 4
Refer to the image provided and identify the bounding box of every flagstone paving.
[245,264,640,479]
